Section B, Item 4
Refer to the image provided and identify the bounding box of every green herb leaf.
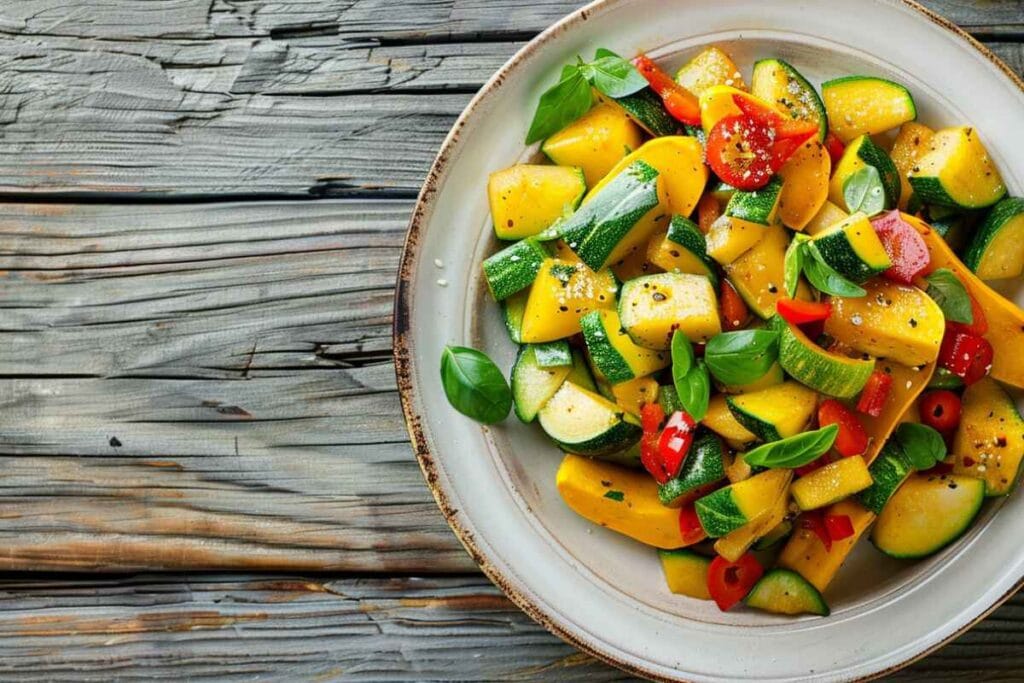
[783,236,806,298]
[603,490,625,501]
[704,330,780,386]
[843,166,887,216]
[671,330,694,378]
[525,66,594,144]
[803,247,868,297]
[677,360,711,422]
[440,345,512,424]
[925,267,973,324]
[582,50,647,99]
[894,422,947,470]
[744,424,840,468]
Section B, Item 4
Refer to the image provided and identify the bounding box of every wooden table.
[0,1,1021,678]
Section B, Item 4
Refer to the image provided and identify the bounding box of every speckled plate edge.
[392,1,1024,680]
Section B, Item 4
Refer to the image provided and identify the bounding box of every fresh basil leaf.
[843,166,886,216]
[525,66,593,144]
[783,236,806,298]
[894,422,947,470]
[675,360,711,422]
[440,345,512,424]
[585,53,647,98]
[704,330,780,386]
[744,424,840,468]
[803,247,867,297]
[671,330,694,379]
[925,267,973,324]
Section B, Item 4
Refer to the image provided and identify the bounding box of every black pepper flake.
[559,305,569,312]
[909,318,918,328]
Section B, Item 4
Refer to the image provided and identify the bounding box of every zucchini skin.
[658,430,727,506]
[964,197,1024,277]
[482,238,549,300]
[612,88,681,137]
[773,316,875,398]
[859,441,914,514]
[751,58,827,141]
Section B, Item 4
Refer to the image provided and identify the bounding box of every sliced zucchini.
[777,140,831,230]
[714,493,787,561]
[859,440,914,514]
[709,180,737,204]
[482,238,549,301]
[964,197,1024,280]
[605,88,681,137]
[703,394,758,448]
[618,272,721,350]
[909,126,1006,209]
[790,455,873,510]
[556,453,684,548]
[778,498,876,592]
[725,225,812,319]
[658,383,682,415]
[871,472,985,558]
[488,165,586,240]
[580,309,670,383]
[511,345,573,422]
[824,279,945,367]
[566,348,598,393]
[821,76,916,143]
[542,102,644,187]
[829,134,901,212]
[889,122,935,210]
[646,215,718,285]
[751,59,827,140]
[745,569,830,616]
[707,177,784,265]
[726,381,818,442]
[773,316,875,398]
[807,211,891,282]
[501,289,528,343]
[726,176,785,227]
[804,200,849,237]
[658,549,712,599]
[695,469,792,538]
[520,257,617,343]
[952,377,1024,496]
[658,430,728,507]
[754,519,794,550]
[539,381,641,456]
[675,47,746,98]
[532,341,572,367]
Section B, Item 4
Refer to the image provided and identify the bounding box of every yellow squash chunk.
[727,381,819,441]
[488,165,586,240]
[730,469,793,520]
[904,213,1024,388]
[618,272,721,349]
[542,103,644,187]
[699,86,779,135]
[778,499,875,592]
[706,214,768,265]
[908,126,1006,209]
[952,377,1024,496]
[520,258,617,343]
[724,225,813,318]
[611,377,660,417]
[646,230,710,276]
[703,395,757,447]
[822,77,916,143]
[714,493,788,563]
[804,200,849,237]
[675,47,746,97]
[889,122,935,210]
[659,550,712,599]
[556,454,684,548]
[791,455,873,510]
[777,140,831,230]
[587,309,671,380]
[824,279,945,367]
[863,361,935,465]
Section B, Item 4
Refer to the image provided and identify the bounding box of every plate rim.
[392,1,1024,680]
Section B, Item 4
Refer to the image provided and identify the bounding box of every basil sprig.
[704,330,779,387]
[744,424,839,468]
[670,330,710,421]
[843,166,887,216]
[526,50,647,143]
[440,345,512,424]
[803,245,868,297]
[783,233,808,298]
[893,422,947,470]
[925,267,973,324]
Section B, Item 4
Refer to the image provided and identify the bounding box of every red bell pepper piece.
[824,132,845,166]
[871,211,931,284]
[731,94,819,140]
[647,410,697,484]
[769,131,818,172]
[817,399,868,457]
[678,503,707,546]
[800,510,832,551]
[776,298,832,325]
[856,370,893,418]
[706,114,776,190]
[945,291,988,336]
[720,279,750,331]
[696,194,721,234]
[919,390,963,434]
[633,55,701,126]
[825,514,855,542]
[639,403,665,480]
[938,331,993,386]
[706,552,764,611]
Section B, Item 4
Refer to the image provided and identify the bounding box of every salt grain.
[437,279,448,287]
[434,258,444,268]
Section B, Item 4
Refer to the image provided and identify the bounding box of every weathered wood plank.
[0,573,1014,681]
[0,4,1016,195]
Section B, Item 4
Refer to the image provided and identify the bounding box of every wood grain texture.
[0,1,1016,195]
[0,573,1014,681]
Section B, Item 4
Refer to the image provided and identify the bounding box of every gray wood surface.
[1,0,1023,679]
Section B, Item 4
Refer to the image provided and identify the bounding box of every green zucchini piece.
[751,58,827,141]
[502,289,528,343]
[566,348,598,393]
[821,76,915,143]
[611,88,681,137]
[725,381,817,442]
[772,315,875,398]
[658,548,712,599]
[745,569,830,616]
[538,381,642,457]
[658,430,728,506]
[830,135,901,211]
[859,440,915,514]
[580,309,670,384]
[532,341,572,368]
[927,367,964,390]
[964,197,1024,279]
[807,211,892,282]
[658,384,682,415]
[909,126,1006,209]
[663,214,718,285]
[709,180,737,204]
[753,519,793,550]
[482,237,549,301]
[511,345,573,423]
[725,176,785,226]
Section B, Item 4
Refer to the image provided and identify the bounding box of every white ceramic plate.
[394,1,1024,680]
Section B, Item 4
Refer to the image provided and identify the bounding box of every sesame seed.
[436,279,448,287]
[434,258,444,268]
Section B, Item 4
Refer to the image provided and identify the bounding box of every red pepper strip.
[650,410,697,484]
[707,552,764,611]
[825,514,855,542]
[639,403,665,480]
[633,54,701,125]
[731,94,819,140]
[769,131,817,172]
[776,298,832,325]
[678,503,707,546]
[824,132,845,166]
[720,279,751,331]
[871,211,931,284]
[818,399,868,457]
[856,370,893,418]
[938,331,994,386]
[919,390,963,434]
[800,511,832,551]
[946,291,988,336]
[640,402,665,433]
